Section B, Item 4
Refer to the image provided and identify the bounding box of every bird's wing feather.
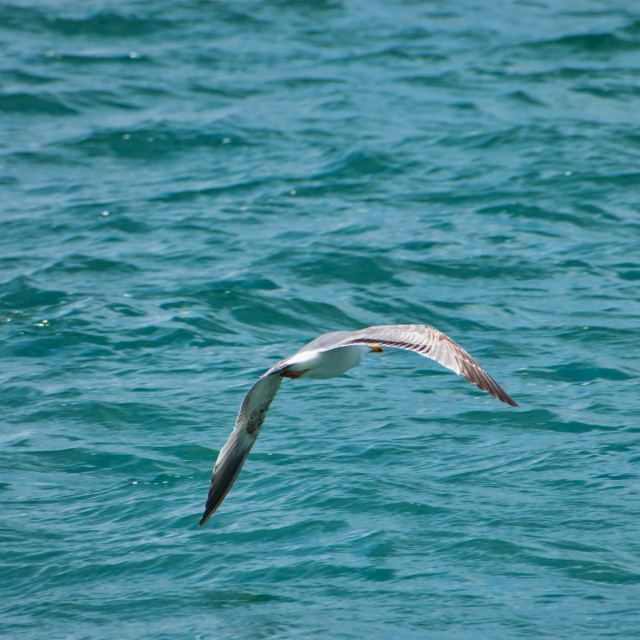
[199,373,282,526]
[326,324,518,407]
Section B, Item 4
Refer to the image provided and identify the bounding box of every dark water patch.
[285,251,400,286]
[530,555,640,584]
[148,443,214,464]
[151,177,272,203]
[231,302,318,332]
[0,276,68,311]
[41,254,140,276]
[0,5,173,37]
[89,212,152,235]
[621,18,640,37]
[573,83,640,100]
[312,150,407,181]
[5,150,86,169]
[573,201,622,222]
[0,92,78,115]
[344,44,448,66]
[398,70,468,90]
[0,4,50,33]
[65,88,142,111]
[532,31,640,55]
[0,384,44,408]
[477,202,612,230]
[206,518,347,547]
[547,539,608,554]
[580,171,640,187]
[163,283,255,312]
[270,297,360,330]
[201,588,293,608]
[320,222,381,238]
[17,446,146,475]
[406,254,550,282]
[3,331,113,359]
[273,75,349,91]
[506,89,546,106]
[188,81,262,99]
[0,69,58,86]
[515,409,618,434]
[105,301,146,318]
[112,326,201,351]
[541,362,632,383]
[27,400,190,431]
[64,124,258,159]
[158,313,238,340]
[45,10,176,38]
[397,240,442,253]
[215,276,281,292]
[446,536,525,560]
[614,264,640,280]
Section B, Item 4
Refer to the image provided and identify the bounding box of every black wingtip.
[198,471,238,527]
[199,503,217,526]
[494,388,518,407]
[198,496,221,527]
[480,376,518,408]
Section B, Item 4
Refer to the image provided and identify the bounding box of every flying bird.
[199,324,517,525]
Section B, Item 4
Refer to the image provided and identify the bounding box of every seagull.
[199,323,517,525]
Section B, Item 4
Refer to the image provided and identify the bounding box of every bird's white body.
[286,345,370,379]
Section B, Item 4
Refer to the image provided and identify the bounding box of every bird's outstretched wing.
[199,373,282,526]
[326,324,518,407]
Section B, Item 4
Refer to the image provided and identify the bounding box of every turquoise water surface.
[2,1,640,638]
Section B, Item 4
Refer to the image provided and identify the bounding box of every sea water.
[2,1,640,638]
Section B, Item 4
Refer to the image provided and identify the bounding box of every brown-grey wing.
[199,373,283,525]
[329,324,518,407]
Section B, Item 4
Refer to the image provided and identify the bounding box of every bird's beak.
[370,345,384,353]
